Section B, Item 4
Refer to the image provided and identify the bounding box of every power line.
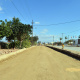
[24,0,33,20]
[10,0,26,22]
[64,28,80,34]
[19,0,29,22]
[54,28,80,39]
[34,19,80,26]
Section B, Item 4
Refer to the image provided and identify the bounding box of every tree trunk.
[20,40,22,48]
[14,38,16,49]
[0,45,1,49]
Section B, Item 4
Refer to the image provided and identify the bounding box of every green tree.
[17,24,32,48]
[33,36,38,44]
[42,42,45,45]
[0,20,11,39]
[0,21,5,39]
[29,36,38,45]
[60,37,62,42]
[65,36,67,42]
[6,17,32,48]
[38,41,41,45]
[1,17,33,49]
[6,17,20,48]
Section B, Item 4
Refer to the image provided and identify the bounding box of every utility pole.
[62,33,64,43]
[68,35,69,41]
[32,20,33,46]
[53,36,54,45]
[62,33,65,49]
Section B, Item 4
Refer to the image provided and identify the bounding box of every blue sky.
[0,0,80,43]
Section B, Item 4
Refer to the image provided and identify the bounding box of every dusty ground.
[0,49,19,56]
[0,46,80,80]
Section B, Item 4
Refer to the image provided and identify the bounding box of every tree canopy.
[0,17,38,49]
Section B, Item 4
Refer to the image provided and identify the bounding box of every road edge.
[0,46,35,62]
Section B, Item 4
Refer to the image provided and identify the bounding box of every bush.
[9,42,15,49]
[9,41,20,49]
[9,39,31,49]
[21,39,31,48]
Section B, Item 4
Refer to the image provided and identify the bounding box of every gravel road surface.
[0,46,80,80]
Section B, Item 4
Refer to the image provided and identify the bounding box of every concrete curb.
[46,46,80,61]
[0,46,35,62]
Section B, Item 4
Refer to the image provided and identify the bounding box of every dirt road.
[0,46,80,80]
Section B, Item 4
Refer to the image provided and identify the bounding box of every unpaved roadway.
[0,46,80,80]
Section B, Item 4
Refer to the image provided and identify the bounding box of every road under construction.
[0,46,80,80]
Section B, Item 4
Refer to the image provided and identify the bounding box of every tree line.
[0,17,38,49]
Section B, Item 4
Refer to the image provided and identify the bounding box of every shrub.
[21,39,31,48]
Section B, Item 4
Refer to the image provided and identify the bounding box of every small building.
[73,39,80,46]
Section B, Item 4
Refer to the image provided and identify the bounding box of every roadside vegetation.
[0,17,38,49]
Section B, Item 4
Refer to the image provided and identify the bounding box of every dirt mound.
[0,49,18,56]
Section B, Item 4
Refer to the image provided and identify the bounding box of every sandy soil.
[0,46,80,80]
[0,49,19,56]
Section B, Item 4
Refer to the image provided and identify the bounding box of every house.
[74,39,80,46]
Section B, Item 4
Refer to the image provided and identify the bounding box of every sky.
[0,0,80,43]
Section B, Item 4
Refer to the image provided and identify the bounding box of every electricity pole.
[68,35,69,41]
[62,33,64,43]
[32,20,33,45]
[53,36,54,45]
[62,33,65,49]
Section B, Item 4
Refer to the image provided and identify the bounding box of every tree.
[0,20,12,40]
[17,24,32,48]
[6,17,22,48]
[42,42,45,45]
[65,39,73,45]
[65,36,67,42]
[1,17,33,49]
[33,36,38,43]
[6,17,32,48]
[5,20,12,38]
[60,37,62,42]
[29,36,38,45]
[0,21,5,39]
[38,41,41,45]
[0,20,12,49]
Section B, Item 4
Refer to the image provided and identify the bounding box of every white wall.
[75,39,78,45]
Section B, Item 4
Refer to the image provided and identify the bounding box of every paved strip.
[50,45,80,54]
[47,46,80,60]
[0,46,80,80]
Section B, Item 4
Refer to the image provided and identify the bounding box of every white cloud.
[41,29,48,34]
[35,22,40,24]
[0,6,3,11]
